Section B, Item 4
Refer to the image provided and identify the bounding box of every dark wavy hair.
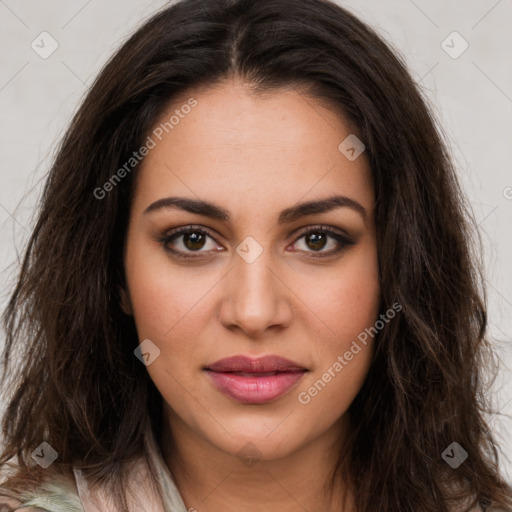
[1,0,511,510]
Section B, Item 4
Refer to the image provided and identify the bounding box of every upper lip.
[205,355,307,373]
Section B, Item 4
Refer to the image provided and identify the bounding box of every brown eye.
[304,232,328,251]
[159,226,222,259]
[291,226,355,258]
[181,231,207,251]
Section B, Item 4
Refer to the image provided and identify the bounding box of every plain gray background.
[0,0,511,481]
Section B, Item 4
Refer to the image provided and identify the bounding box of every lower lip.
[205,370,306,404]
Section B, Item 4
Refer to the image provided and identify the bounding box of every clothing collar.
[73,429,188,512]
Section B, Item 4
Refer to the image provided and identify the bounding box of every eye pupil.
[184,231,206,250]
[306,232,327,251]
[163,226,348,259]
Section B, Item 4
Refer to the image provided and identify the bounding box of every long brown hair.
[1,0,511,510]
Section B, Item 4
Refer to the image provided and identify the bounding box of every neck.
[160,405,354,512]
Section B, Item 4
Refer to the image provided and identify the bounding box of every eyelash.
[158,224,355,260]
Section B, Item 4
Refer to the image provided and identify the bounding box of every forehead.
[132,78,374,217]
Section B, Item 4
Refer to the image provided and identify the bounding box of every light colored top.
[0,430,189,512]
[0,432,501,511]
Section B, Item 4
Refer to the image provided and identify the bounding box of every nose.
[217,247,293,338]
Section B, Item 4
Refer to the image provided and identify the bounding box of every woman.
[1,0,511,510]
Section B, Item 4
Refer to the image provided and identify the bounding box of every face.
[123,78,380,463]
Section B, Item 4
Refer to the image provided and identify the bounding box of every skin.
[122,77,380,511]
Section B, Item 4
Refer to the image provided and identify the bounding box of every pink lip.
[204,355,308,405]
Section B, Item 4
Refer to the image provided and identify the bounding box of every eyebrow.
[143,194,367,225]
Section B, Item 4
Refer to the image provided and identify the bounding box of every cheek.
[124,238,208,340]
[124,239,226,398]
[125,224,380,393]
[313,247,380,347]
[297,271,379,419]
[299,245,380,405]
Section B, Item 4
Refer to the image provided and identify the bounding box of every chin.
[202,422,308,464]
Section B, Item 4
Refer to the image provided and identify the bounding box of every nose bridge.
[219,237,291,335]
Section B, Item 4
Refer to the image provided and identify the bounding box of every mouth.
[203,355,308,405]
